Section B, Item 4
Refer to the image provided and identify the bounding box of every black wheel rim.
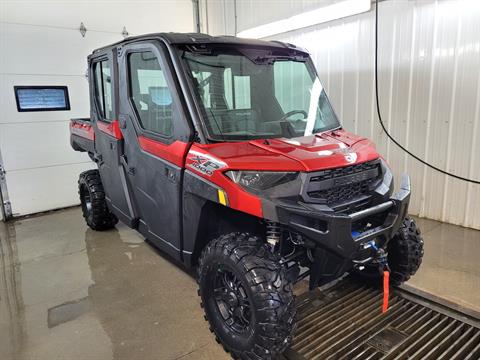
[213,267,252,334]
[81,186,92,216]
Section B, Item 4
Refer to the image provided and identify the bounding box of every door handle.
[118,114,130,129]
[121,155,135,175]
[119,117,127,129]
[165,167,176,183]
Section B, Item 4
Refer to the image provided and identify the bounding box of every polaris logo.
[345,153,356,163]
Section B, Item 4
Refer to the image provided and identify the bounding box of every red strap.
[383,270,390,313]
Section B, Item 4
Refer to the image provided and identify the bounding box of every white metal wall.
[0,0,194,217]
[202,0,480,230]
[200,0,340,35]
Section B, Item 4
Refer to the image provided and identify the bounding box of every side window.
[93,60,114,121]
[128,51,173,137]
[224,68,251,110]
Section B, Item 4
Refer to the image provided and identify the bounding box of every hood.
[200,130,380,172]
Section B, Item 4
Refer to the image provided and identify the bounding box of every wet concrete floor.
[0,207,479,359]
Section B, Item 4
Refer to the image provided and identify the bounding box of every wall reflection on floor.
[0,222,26,359]
[0,207,478,360]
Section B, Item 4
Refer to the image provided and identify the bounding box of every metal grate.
[283,279,480,360]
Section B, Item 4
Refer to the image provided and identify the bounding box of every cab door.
[117,41,193,259]
[90,50,134,224]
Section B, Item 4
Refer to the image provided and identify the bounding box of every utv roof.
[92,32,308,55]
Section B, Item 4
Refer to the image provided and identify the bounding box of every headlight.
[225,171,299,191]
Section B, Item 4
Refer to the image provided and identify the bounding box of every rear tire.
[354,216,424,286]
[78,169,118,231]
[197,233,295,360]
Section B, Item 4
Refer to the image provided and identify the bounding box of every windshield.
[179,46,340,141]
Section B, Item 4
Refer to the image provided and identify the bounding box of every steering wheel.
[279,110,308,132]
[279,110,308,122]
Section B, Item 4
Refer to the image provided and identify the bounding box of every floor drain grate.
[283,278,480,360]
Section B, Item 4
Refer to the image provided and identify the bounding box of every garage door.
[0,0,196,219]
[0,23,123,217]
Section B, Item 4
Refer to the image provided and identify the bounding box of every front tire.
[197,233,295,360]
[387,216,424,285]
[78,169,118,231]
[354,216,424,286]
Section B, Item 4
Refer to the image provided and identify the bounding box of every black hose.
[374,0,479,184]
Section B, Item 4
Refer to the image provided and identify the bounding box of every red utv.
[70,33,424,359]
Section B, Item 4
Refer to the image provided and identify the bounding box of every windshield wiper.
[250,55,308,65]
[312,125,342,134]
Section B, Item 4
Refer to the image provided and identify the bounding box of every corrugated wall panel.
[203,0,480,230]
[235,0,338,32]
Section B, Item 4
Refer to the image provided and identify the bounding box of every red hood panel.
[250,130,380,171]
[196,130,380,172]
[197,141,302,171]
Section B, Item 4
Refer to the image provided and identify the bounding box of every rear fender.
[70,118,95,154]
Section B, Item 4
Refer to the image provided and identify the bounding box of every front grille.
[310,181,371,204]
[306,160,381,205]
[310,159,380,182]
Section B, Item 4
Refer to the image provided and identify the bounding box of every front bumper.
[275,174,411,261]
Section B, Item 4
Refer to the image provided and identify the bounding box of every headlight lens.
[225,171,299,191]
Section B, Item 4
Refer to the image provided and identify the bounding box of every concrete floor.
[0,207,479,360]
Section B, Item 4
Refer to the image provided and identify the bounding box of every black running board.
[282,277,480,360]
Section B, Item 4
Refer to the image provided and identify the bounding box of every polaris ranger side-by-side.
[70,33,424,359]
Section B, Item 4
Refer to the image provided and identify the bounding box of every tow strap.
[370,242,391,313]
[383,269,390,313]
